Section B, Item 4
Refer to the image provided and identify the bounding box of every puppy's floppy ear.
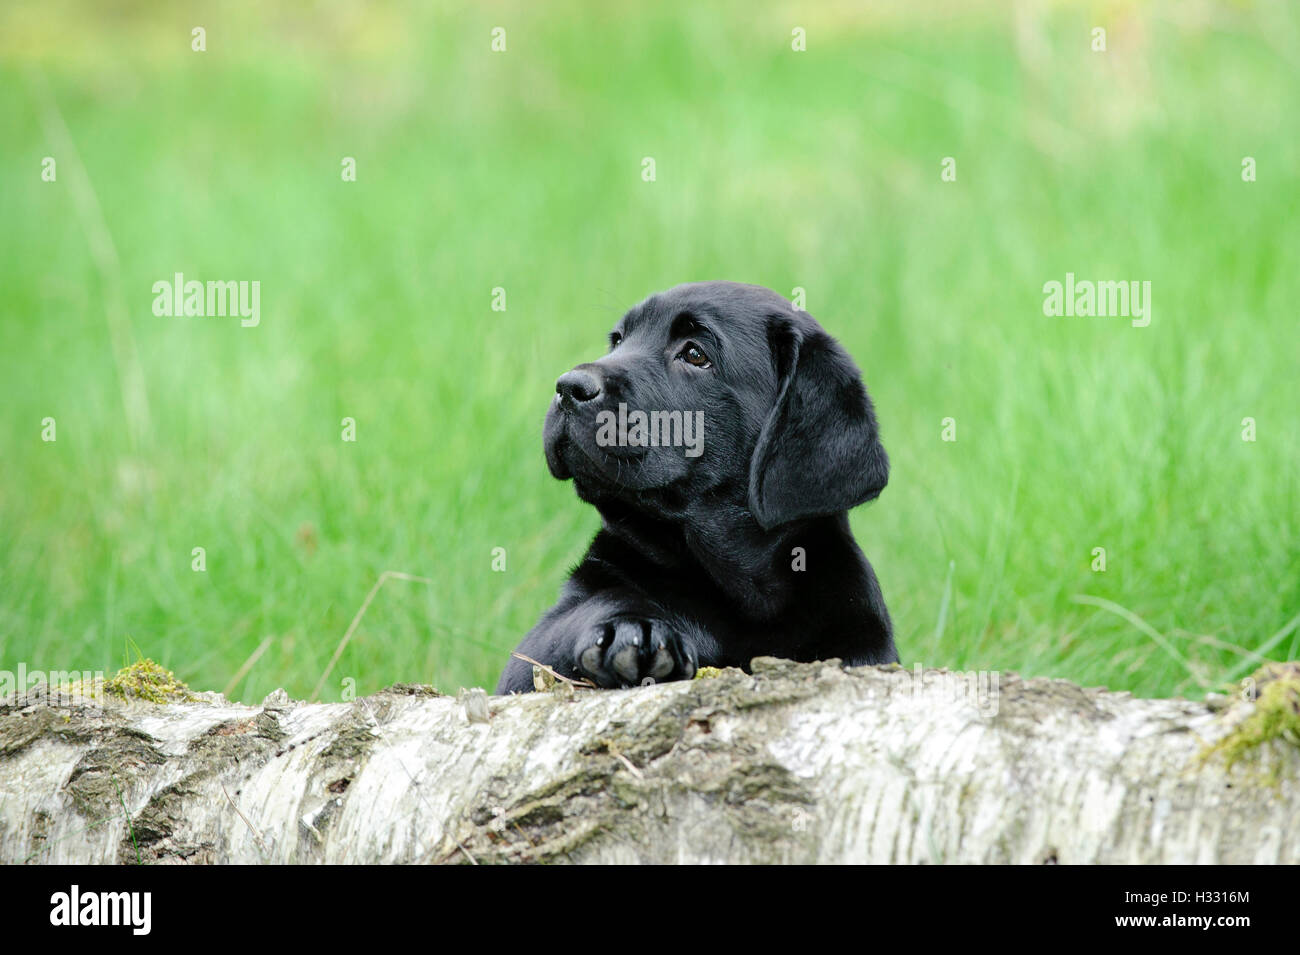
[747,315,889,530]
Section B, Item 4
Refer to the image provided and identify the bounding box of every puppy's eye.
[609,332,623,350]
[679,342,711,368]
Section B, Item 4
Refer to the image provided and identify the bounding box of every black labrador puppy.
[496,281,895,693]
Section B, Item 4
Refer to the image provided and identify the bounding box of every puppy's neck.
[682,501,799,616]
[597,499,795,617]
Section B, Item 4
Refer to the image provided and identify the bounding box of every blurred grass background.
[1,0,1297,702]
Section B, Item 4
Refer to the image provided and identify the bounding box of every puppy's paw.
[575,617,697,688]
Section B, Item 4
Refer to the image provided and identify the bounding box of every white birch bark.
[2,658,1295,864]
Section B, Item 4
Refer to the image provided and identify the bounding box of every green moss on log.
[1201,662,1300,784]
[103,659,195,704]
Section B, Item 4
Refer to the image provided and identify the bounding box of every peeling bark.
[2,659,1297,864]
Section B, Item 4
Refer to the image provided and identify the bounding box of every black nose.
[556,368,602,405]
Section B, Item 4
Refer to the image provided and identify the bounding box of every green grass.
[2,1,1297,703]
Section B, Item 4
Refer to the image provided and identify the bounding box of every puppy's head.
[544,281,888,530]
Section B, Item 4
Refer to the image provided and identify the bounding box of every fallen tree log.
[2,658,1297,864]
